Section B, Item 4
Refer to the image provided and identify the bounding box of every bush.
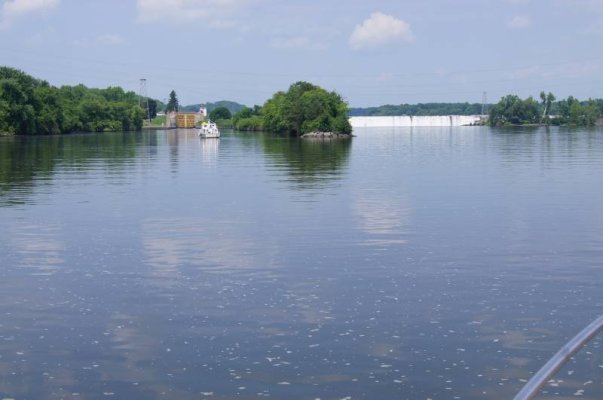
[236,115,264,131]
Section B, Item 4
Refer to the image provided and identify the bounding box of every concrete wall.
[349,115,484,128]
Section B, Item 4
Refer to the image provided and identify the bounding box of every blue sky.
[1,0,602,107]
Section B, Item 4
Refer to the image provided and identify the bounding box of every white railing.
[514,315,603,400]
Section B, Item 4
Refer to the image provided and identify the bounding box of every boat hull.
[198,133,220,138]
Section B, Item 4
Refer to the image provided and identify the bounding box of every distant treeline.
[349,103,485,117]
[0,66,145,135]
[489,93,603,126]
[180,100,246,115]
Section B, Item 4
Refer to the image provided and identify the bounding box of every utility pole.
[481,91,488,115]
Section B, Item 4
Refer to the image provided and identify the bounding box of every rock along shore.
[300,131,352,139]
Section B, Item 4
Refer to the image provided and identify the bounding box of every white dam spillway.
[349,115,484,127]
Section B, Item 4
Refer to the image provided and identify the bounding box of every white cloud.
[349,12,414,50]
[136,0,252,23]
[0,0,59,29]
[507,15,531,29]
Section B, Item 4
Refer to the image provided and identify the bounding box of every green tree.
[262,91,288,133]
[569,101,598,126]
[166,90,179,112]
[540,91,555,123]
[33,83,63,134]
[209,106,232,121]
[232,106,264,131]
[261,81,352,137]
[489,95,539,126]
[147,98,158,119]
[0,78,36,134]
[552,96,599,126]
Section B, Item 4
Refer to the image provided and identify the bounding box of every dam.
[349,115,485,127]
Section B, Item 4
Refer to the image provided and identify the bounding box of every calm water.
[0,127,602,400]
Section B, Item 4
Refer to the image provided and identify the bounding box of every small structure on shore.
[166,110,204,129]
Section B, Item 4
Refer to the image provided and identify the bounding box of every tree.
[261,81,352,136]
[540,91,555,123]
[209,106,232,121]
[568,100,599,126]
[147,98,158,119]
[489,95,539,126]
[551,96,599,126]
[232,106,265,131]
[166,90,179,112]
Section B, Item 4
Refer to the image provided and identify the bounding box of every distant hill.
[349,102,487,116]
[180,100,246,114]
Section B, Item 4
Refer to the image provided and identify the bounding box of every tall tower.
[139,78,151,122]
[481,91,488,115]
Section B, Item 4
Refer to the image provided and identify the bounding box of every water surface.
[0,127,602,399]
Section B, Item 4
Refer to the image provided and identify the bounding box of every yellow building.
[175,113,197,129]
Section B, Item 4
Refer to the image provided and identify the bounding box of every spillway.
[349,115,484,127]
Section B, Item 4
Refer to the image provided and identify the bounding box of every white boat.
[198,120,220,138]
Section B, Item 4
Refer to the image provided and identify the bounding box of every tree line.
[489,92,602,126]
[0,67,145,135]
[349,102,484,117]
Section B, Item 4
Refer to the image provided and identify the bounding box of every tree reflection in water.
[260,134,352,191]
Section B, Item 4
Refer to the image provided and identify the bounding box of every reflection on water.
[142,217,278,283]
[10,223,64,276]
[261,134,351,190]
[199,137,220,166]
[353,192,410,247]
[0,127,602,399]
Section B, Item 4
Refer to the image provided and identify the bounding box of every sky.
[1,0,602,107]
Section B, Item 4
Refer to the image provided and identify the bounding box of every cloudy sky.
[1,0,602,107]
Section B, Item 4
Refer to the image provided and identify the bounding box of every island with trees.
[231,81,352,138]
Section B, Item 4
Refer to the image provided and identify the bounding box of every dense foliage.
[489,95,540,125]
[209,106,232,121]
[232,106,263,131]
[349,102,484,116]
[262,81,352,136]
[489,93,602,126]
[0,67,145,135]
[551,96,600,126]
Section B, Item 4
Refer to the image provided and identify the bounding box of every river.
[0,126,602,399]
